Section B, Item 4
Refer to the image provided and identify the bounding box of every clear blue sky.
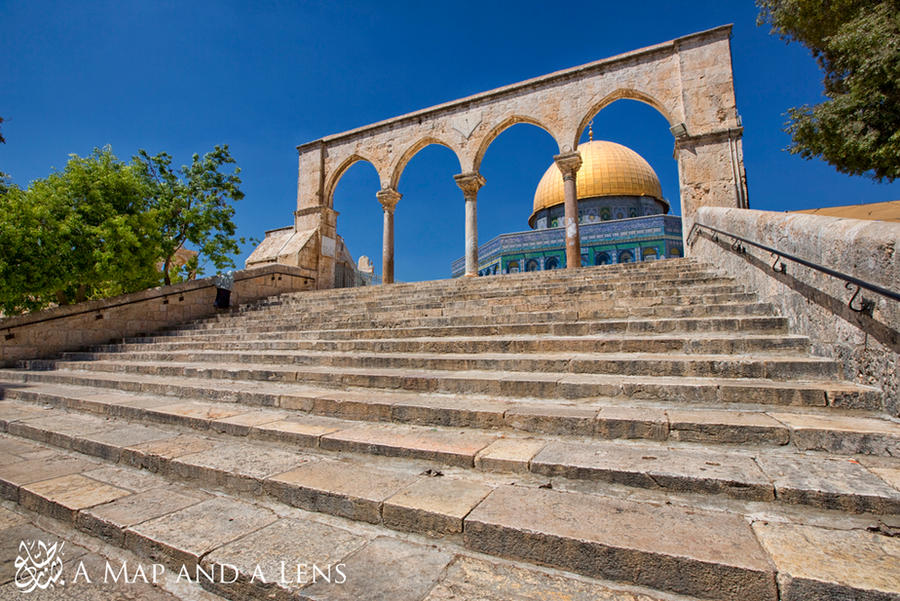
[2,1,898,282]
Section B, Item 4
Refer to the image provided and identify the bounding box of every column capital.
[376,188,402,213]
[453,172,486,200]
[553,151,582,180]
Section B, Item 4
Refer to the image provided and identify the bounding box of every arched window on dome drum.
[595,252,611,265]
[545,257,559,270]
[525,259,539,272]
[618,250,634,263]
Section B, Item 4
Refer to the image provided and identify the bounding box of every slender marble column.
[453,172,486,277]
[376,188,401,284]
[554,151,583,270]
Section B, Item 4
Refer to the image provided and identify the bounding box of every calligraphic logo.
[14,540,65,593]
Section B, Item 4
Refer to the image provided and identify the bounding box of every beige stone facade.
[250,25,748,289]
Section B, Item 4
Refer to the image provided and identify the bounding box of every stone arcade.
[246,25,748,288]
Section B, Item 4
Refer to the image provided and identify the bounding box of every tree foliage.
[0,145,247,314]
[757,0,900,181]
[135,146,246,285]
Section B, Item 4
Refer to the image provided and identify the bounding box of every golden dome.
[531,140,665,224]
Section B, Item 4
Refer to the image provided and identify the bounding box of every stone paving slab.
[72,424,174,462]
[266,459,419,524]
[464,485,777,601]
[203,518,368,601]
[753,521,900,601]
[320,424,496,467]
[7,414,115,449]
[596,406,669,440]
[383,476,493,535]
[531,440,774,501]
[0,454,98,500]
[666,409,789,445]
[252,416,344,446]
[421,555,672,601]
[168,441,310,494]
[298,537,454,601]
[121,435,220,473]
[770,411,900,456]
[209,409,288,436]
[125,497,278,570]
[19,474,131,522]
[0,400,54,428]
[474,437,546,472]
[81,465,163,493]
[504,404,598,435]
[754,454,900,514]
[75,485,209,546]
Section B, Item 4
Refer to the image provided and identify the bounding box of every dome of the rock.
[529,140,667,228]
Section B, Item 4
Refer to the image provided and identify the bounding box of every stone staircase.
[1,257,898,601]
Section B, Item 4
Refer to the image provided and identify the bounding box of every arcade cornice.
[296,24,733,152]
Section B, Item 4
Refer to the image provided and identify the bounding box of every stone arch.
[572,89,676,151]
[283,26,745,288]
[325,154,380,208]
[471,116,563,173]
[390,137,462,190]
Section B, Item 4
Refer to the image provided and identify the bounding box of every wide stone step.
[223,277,740,317]
[144,314,790,346]
[2,403,899,601]
[0,433,704,601]
[177,289,759,333]
[3,359,880,410]
[51,349,840,380]
[4,381,900,501]
[249,271,732,306]
[247,260,711,304]
[3,372,896,455]
[87,333,811,357]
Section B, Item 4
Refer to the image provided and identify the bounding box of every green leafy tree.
[135,145,246,285]
[757,0,900,181]
[0,147,161,313]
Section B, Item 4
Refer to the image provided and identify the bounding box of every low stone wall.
[0,264,314,366]
[691,207,900,416]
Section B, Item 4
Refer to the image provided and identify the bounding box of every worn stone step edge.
[48,349,841,381]
[140,313,790,343]
[166,299,772,341]
[3,408,900,601]
[3,372,896,455]
[26,360,880,410]
[82,334,812,357]
[175,290,761,332]
[0,434,706,601]
[204,279,748,318]
[2,391,899,515]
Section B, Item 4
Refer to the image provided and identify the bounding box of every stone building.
[452,139,682,277]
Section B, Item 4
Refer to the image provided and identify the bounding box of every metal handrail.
[688,222,900,315]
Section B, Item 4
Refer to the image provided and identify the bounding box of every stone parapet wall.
[0,264,313,366]
[692,207,899,415]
